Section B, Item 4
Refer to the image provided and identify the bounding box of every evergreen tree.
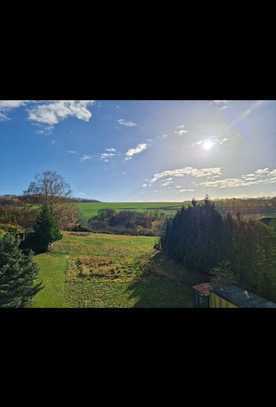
[210,261,238,288]
[22,205,62,253]
[161,199,230,273]
[0,232,42,308]
[160,198,276,301]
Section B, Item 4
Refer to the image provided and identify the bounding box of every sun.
[202,139,215,151]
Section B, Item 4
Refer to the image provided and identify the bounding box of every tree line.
[160,196,276,301]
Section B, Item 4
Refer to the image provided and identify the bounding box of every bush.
[0,223,23,234]
[52,202,80,230]
[0,205,38,229]
[88,210,164,236]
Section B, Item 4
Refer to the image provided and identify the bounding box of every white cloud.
[201,178,247,189]
[36,126,54,136]
[100,152,116,162]
[0,112,8,121]
[212,100,229,109]
[0,100,27,109]
[255,168,270,176]
[80,154,92,162]
[178,188,195,193]
[150,167,223,184]
[161,134,169,139]
[200,168,276,189]
[99,148,118,162]
[0,100,28,121]
[125,143,147,160]
[28,100,95,126]
[195,137,229,147]
[67,150,78,155]
[101,152,116,158]
[142,183,148,188]
[212,100,233,111]
[161,179,174,187]
[242,168,276,180]
[118,118,137,127]
[174,124,189,136]
[201,178,268,188]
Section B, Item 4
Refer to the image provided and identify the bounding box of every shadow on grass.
[127,251,206,308]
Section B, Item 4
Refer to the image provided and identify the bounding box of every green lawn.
[32,253,68,307]
[65,276,193,308]
[32,231,202,308]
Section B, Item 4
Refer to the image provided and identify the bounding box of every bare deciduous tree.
[24,171,72,204]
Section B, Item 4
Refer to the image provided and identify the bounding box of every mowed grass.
[78,202,185,220]
[32,253,68,307]
[32,231,198,308]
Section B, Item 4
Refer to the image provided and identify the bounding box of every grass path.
[32,253,68,308]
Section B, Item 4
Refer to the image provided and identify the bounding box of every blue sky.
[1,100,276,201]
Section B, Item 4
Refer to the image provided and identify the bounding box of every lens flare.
[202,139,215,151]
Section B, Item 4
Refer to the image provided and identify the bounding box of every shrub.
[52,202,80,230]
[0,205,38,229]
[88,210,164,236]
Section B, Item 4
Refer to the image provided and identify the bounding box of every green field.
[32,231,203,308]
[77,202,276,222]
[78,202,186,221]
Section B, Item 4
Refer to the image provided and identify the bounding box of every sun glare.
[202,139,214,151]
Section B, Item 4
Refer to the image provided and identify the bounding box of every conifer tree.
[22,204,62,253]
[0,232,42,308]
[210,260,237,288]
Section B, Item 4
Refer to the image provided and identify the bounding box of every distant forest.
[0,195,101,205]
[1,194,276,210]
